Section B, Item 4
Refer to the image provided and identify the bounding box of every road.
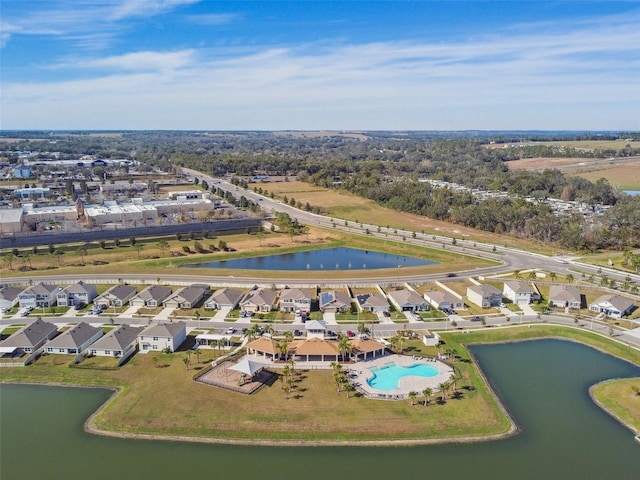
[183,168,640,286]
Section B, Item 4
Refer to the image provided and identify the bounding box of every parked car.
[346,330,355,337]
[226,327,236,334]
[74,302,87,311]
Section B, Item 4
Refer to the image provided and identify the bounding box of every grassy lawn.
[2,324,638,443]
[1,226,493,280]
[591,378,640,433]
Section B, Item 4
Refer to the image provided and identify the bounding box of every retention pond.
[1,339,638,480]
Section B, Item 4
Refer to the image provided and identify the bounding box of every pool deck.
[346,354,455,400]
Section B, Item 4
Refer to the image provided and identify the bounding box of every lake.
[1,339,638,480]
[180,247,437,270]
[622,190,640,196]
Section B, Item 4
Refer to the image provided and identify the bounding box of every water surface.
[1,339,638,480]
[180,247,436,270]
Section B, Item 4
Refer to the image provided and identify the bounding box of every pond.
[180,247,437,270]
[1,339,638,480]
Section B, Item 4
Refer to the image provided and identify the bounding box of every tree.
[76,245,88,264]
[157,239,169,256]
[337,335,353,361]
[278,338,290,361]
[408,391,418,406]
[135,244,144,259]
[423,387,433,407]
[438,381,450,402]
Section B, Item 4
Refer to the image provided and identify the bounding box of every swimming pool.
[367,363,439,391]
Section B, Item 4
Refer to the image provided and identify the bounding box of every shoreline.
[588,379,640,436]
[3,328,638,447]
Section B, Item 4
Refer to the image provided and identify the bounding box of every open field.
[567,160,640,190]
[1,226,494,279]
[591,378,640,434]
[1,325,637,443]
[255,181,562,254]
[488,140,634,152]
[507,157,598,170]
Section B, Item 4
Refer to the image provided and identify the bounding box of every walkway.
[153,307,175,321]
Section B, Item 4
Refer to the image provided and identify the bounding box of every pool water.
[367,363,439,391]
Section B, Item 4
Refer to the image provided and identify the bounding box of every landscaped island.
[1,325,638,445]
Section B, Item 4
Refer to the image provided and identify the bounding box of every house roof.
[21,283,58,296]
[279,288,313,301]
[140,321,186,338]
[46,322,101,349]
[467,284,501,296]
[166,285,208,305]
[0,286,23,302]
[134,285,173,302]
[548,284,580,302]
[386,289,425,306]
[591,294,634,312]
[319,290,351,308]
[504,280,534,294]
[424,290,460,305]
[62,281,93,295]
[356,293,389,308]
[242,288,277,307]
[0,319,58,348]
[207,287,244,306]
[90,325,144,351]
[102,284,137,300]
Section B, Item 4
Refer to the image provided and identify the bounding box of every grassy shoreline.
[2,325,638,446]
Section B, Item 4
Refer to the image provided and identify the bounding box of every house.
[204,288,244,310]
[355,293,389,313]
[56,281,97,307]
[386,289,430,312]
[241,288,278,313]
[130,285,173,308]
[0,318,58,354]
[163,285,209,309]
[45,322,103,355]
[503,281,539,306]
[319,290,352,313]
[548,285,581,309]
[89,325,144,360]
[94,285,138,308]
[18,283,60,308]
[467,284,502,309]
[279,288,313,313]
[138,321,187,353]
[423,290,464,311]
[0,285,23,311]
[589,295,635,319]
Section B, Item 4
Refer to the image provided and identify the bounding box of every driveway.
[153,307,175,321]
[118,305,140,319]
[323,312,337,325]
[212,307,232,322]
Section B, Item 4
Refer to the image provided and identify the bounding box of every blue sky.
[1,1,639,130]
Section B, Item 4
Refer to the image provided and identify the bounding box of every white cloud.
[2,9,639,130]
[109,0,201,21]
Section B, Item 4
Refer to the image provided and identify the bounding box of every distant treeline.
[2,131,639,251]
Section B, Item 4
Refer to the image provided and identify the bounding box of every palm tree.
[566,273,575,284]
[194,348,201,364]
[449,373,457,393]
[337,335,353,361]
[408,391,418,406]
[278,338,290,361]
[288,357,296,382]
[438,381,450,402]
[281,366,290,390]
[423,387,433,407]
[396,336,406,354]
[549,271,557,282]
[514,269,521,279]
